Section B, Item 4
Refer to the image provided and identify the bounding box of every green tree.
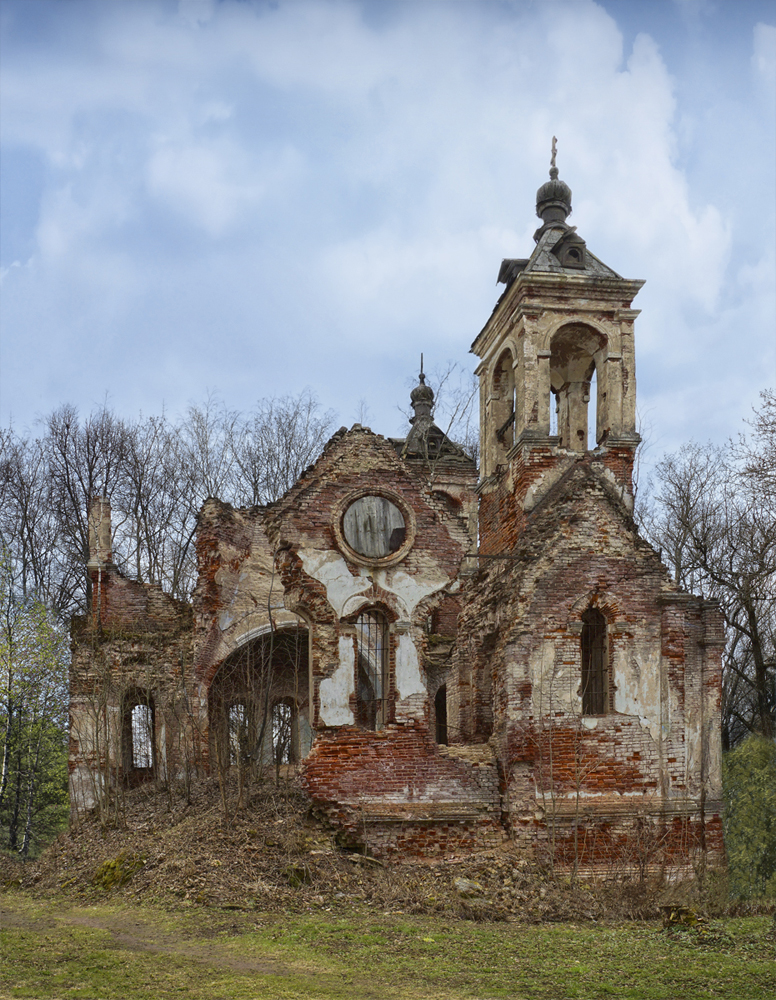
[0,557,69,858]
[723,734,776,899]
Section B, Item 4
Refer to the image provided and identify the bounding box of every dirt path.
[1,897,292,976]
[1,895,413,1000]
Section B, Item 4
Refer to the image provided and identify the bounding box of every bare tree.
[0,389,337,610]
[641,396,776,745]
[0,433,67,611]
[231,390,335,506]
[44,404,135,615]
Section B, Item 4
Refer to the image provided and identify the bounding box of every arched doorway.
[208,625,311,772]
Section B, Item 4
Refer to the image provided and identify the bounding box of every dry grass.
[1,774,756,926]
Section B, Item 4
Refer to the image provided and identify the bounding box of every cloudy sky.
[1,0,774,468]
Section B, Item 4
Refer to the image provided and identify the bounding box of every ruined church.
[70,160,724,864]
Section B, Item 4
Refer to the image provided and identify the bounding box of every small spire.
[409,357,434,424]
[535,137,572,228]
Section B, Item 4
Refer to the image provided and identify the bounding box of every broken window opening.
[587,368,598,450]
[355,609,389,730]
[131,704,153,768]
[435,685,448,744]
[581,608,607,715]
[228,702,250,766]
[271,699,295,764]
[122,691,155,782]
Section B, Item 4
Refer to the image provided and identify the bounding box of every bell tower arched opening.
[550,324,607,452]
[490,348,516,466]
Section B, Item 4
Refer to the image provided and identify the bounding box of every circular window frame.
[333,488,416,568]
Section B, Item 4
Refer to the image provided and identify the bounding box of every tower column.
[535,351,552,438]
[563,380,590,451]
[602,354,623,441]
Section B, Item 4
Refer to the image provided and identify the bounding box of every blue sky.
[1,0,774,468]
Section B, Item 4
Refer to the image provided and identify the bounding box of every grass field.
[1,892,774,1000]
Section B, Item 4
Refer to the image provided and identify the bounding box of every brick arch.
[569,590,620,625]
[539,316,614,355]
[207,622,311,767]
[341,593,403,623]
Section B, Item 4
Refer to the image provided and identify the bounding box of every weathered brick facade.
[70,163,723,864]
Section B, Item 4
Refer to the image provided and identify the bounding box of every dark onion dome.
[409,372,434,419]
[536,165,572,225]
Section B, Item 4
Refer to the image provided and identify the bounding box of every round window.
[342,495,406,560]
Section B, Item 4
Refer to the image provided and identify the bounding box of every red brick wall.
[455,455,724,866]
[303,724,502,857]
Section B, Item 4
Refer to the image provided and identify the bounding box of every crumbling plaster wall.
[454,459,724,862]
[69,570,195,814]
[193,498,303,683]
[264,426,476,730]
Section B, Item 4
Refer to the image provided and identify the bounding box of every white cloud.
[145,137,303,236]
[0,0,772,455]
[753,22,776,93]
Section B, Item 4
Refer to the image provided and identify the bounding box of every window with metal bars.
[355,610,389,730]
[581,607,607,715]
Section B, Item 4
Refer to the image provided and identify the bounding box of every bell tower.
[472,142,644,551]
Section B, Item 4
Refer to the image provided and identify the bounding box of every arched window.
[122,690,155,782]
[355,610,389,730]
[581,608,607,715]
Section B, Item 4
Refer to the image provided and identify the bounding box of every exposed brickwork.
[303,724,503,857]
[453,458,724,865]
[69,177,724,869]
[69,572,198,814]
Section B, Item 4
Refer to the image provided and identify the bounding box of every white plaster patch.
[378,567,451,617]
[319,636,355,726]
[395,632,425,700]
[533,640,578,714]
[298,549,370,618]
[581,717,598,729]
[341,594,371,618]
[614,648,662,742]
